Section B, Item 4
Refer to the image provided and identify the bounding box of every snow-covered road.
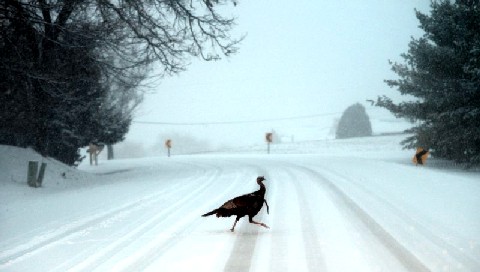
[1,138,479,271]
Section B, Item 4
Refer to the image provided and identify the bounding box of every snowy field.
[1,135,479,271]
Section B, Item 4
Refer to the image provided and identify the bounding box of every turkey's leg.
[249,218,270,229]
[230,217,240,232]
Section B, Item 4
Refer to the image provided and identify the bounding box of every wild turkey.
[202,176,270,232]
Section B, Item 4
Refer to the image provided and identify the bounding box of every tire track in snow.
[222,165,270,272]
[0,161,219,269]
[267,170,291,272]
[315,166,480,271]
[65,168,223,271]
[286,168,328,272]
[223,163,327,272]
[223,227,262,271]
[266,166,327,272]
[293,164,430,272]
[114,167,255,272]
[0,188,176,267]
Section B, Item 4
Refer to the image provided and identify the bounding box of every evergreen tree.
[336,103,372,139]
[376,0,480,165]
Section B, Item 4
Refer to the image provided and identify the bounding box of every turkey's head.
[257,176,266,185]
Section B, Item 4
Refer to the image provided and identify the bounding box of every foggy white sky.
[125,0,431,151]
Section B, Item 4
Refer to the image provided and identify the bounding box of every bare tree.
[0,0,241,164]
[89,1,240,71]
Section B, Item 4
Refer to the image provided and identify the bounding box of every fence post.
[27,161,47,188]
[27,161,39,187]
[37,162,47,187]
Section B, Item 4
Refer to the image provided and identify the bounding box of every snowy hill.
[1,134,479,271]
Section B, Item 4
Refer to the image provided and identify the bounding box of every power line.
[132,112,342,126]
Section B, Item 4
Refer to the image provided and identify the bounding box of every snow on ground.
[1,134,479,271]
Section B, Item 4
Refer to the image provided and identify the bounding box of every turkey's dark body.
[202,176,270,232]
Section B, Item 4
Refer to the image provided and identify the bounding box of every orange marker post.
[265,133,273,154]
[165,139,172,157]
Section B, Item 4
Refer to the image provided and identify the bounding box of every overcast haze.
[125,0,431,152]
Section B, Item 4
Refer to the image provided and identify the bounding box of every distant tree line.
[0,0,240,165]
[376,0,480,166]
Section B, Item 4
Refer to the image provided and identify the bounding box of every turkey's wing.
[220,193,257,209]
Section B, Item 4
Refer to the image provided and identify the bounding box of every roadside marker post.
[266,132,273,154]
[165,139,172,157]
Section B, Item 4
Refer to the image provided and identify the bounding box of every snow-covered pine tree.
[336,103,372,139]
[376,0,480,165]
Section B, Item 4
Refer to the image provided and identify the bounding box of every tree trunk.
[107,145,114,160]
